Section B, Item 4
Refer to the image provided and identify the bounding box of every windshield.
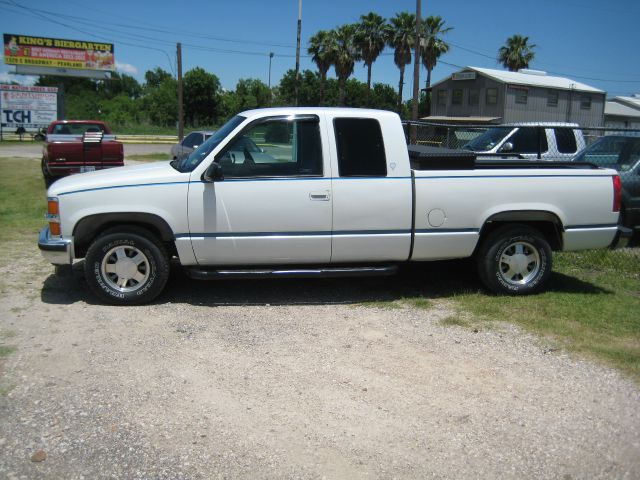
[463,127,512,152]
[574,136,640,172]
[176,115,246,172]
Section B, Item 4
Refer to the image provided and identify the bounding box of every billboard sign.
[3,34,115,71]
[1,85,58,131]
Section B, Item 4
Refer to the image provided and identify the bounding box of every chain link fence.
[402,121,640,272]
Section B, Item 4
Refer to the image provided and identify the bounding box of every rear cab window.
[52,123,106,135]
[554,128,578,154]
[334,118,387,177]
[507,127,548,154]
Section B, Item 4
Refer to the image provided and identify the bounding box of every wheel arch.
[476,210,564,253]
[73,212,175,258]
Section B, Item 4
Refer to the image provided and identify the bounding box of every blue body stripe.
[56,172,607,196]
[58,181,190,196]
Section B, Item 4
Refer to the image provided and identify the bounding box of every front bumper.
[38,226,73,265]
[609,225,633,249]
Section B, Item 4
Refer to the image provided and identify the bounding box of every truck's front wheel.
[84,228,170,305]
[476,225,552,295]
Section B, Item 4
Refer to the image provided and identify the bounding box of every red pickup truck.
[41,120,124,186]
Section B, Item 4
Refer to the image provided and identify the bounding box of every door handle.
[309,190,330,201]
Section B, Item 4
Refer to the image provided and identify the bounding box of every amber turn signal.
[47,199,59,216]
[49,222,61,236]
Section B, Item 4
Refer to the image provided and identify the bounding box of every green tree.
[98,72,142,99]
[274,69,321,106]
[421,15,452,116]
[370,83,398,112]
[224,78,271,114]
[355,12,387,106]
[307,30,336,106]
[498,34,536,71]
[332,24,360,106]
[386,12,416,113]
[183,67,222,126]
[142,72,177,126]
[144,67,172,89]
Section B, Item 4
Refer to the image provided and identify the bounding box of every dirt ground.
[0,243,639,479]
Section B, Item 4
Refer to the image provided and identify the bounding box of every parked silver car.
[171,131,215,160]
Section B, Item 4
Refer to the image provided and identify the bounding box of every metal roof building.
[605,95,640,129]
[427,66,606,126]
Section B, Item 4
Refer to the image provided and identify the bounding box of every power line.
[1,1,303,61]
[3,0,177,74]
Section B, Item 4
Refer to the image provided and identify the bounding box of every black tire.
[42,159,54,188]
[84,227,170,305]
[476,225,552,295]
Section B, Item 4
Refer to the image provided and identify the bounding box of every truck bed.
[408,145,598,171]
[407,145,618,261]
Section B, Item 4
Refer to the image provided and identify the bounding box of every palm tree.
[421,15,452,115]
[332,24,360,106]
[307,30,335,106]
[498,34,536,71]
[386,12,416,113]
[355,12,387,106]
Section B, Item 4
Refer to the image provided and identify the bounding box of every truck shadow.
[40,259,611,307]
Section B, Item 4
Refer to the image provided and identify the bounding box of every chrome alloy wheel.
[101,245,150,293]
[498,241,541,286]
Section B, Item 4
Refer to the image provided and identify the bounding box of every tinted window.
[334,118,386,177]
[53,123,106,135]
[215,116,322,178]
[547,90,559,107]
[554,128,577,153]
[463,127,511,152]
[182,132,202,148]
[508,127,547,154]
[575,136,640,172]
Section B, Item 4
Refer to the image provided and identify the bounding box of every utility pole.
[177,42,184,142]
[410,0,422,143]
[268,52,274,106]
[294,0,302,106]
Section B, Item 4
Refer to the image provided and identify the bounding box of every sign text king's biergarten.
[3,33,115,71]
[10,35,112,52]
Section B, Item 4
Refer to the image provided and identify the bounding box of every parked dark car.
[573,135,640,232]
[171,131,215,161]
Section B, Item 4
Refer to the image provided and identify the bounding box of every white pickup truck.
[39,108,630,305]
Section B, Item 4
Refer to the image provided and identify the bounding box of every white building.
[605,95,640,130]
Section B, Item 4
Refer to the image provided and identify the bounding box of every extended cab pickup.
[463,123,586,160]
[41,120,124,186]
[38,108,630,305]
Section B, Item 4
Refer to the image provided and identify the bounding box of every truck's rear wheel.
[84,228,170,305]
[476,225,551,295]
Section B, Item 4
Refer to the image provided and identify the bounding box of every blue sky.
[1,0,639,99]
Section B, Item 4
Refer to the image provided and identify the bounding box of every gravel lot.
[0,244,639,479]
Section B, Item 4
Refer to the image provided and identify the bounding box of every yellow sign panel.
[4,33,115,71]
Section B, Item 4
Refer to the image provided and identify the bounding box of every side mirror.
[500,142,514,153]
[202,162,224,182]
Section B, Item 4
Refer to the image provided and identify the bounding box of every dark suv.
[573,135,640,232]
